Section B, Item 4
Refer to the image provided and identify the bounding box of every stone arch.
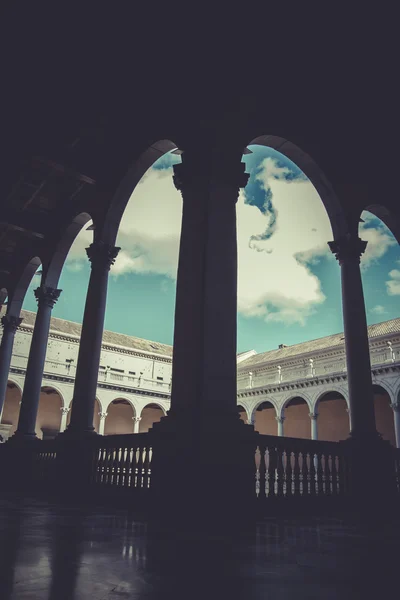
[361,204,400,245]
[281,394,312,439]
[0,287,8,306]
[237,403,250,423]
[313,386,349,410]
[251,399,278,435]
[104,397,136,435]
[246,134,348,239]
[314,389,350,442]
[98,140,178,245]
[37,385,64,439]
[43,212,93,288]
[139,402,166,433]
[7,256,41,316]
[372,383,396,446]
[371,378,395,402]
[0,379,23,440]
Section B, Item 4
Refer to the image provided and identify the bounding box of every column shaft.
[276,416,285,437]
[133,416,141,434]
[309,413,318,440]
[67,242,119,435]
[329,237,377,439]
[15,287,61,439]
[59,408,70,433]
[98,413,107,435]
[391,403,400,449]
[0,315,22,418]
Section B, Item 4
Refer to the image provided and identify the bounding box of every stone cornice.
[9,367,171,400]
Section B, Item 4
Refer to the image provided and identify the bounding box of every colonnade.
[0,145,395,457]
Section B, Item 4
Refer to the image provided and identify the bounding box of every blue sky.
[22,146,400,353]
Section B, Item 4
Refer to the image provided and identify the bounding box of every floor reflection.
[0,497,399,599]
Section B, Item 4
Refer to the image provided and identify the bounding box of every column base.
[7,430,39,444]
[57,425,98,440]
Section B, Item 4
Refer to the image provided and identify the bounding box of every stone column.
[0,315,23,419]
[346,407,352,431]
[167,150,248,429]
[309,412,318,440]
[14,286,61,440]
[133,416,141,434]
[66,242,119,436]
[98,412,107,435]
[276,416,285,437]
[328,236,377,440]
[59,407,70,433]
[390,402,400,449]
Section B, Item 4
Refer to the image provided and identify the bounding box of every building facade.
[1,309,400,447]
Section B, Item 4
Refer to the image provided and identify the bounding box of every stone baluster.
[66,242,119,436]
[59,407,70,433]
[98,412,108,435]
[0,315,23,420]
[276,415,285,437]
[390,402,400,449]
[133,416,142,434]
[309,412,318,440]
[14,286,61,440]
[328,236,377,440]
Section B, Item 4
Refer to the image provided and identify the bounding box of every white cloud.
[370,305,387,315]
[64,159,398,326]
[386,269,400,296]
[359,215,397,269]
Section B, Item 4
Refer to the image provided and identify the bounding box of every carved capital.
[309,412,319,420]
[1,315,23,334]
[173,156,249,198]
[86,242,120,272]
[390,402,400,413]
[275,416,285,423]
[328,236,367,265]
[34,286,62,308]
[98,412,108,420]
[132,416,142,422]
[60,407,70,416]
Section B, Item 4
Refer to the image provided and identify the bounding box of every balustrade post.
[59,407,70,433]
[13,286,61,440]
[64,242,119,437]
[0,315,22,419]
[276,416,285,437]
[133,416,141,434]
[309,412,318,440]
[390,402,400,449]
[98,412,107,435]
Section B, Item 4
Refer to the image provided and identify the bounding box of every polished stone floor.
[0,496,399,599]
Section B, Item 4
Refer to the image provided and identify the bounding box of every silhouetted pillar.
[59,407,70,433]
[0,315,22,419]
[168,151,248,428]
[309,412,318,440]
[133,416,141,433]
[66,242,119,436]
[390,401,400,448]
[276,416,285,437]
[98,412,107,435]
[14,286,61,439]
[328,236,377,440]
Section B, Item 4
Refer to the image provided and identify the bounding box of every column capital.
[173,155,249,197]
[86,242,120,272]
[132,416,142,422]
[98,411,108,420]
[309,412,319,420]
[328,235,368,265]
[60,407,70,416]
[390,402,400,412]
[275,416,285,423]
[1,315,23,333]
[34,286,62,308]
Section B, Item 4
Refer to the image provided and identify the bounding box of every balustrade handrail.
[255,432,348,455]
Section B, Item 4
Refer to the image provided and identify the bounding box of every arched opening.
[0,380,22,441]
[283,397,310,439]
[373,384,396,446]
[67,398,101,433]
[253,401,276,435]
[37,386,63,439]
[315,390,349,442]
[104,399,135,435]
[237,404,248,423]
[139,403,165,433]
[357,209,400,329]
